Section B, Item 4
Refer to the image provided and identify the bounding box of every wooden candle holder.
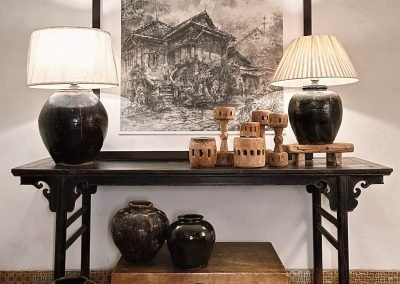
[251,110,270,138]
[189,137,217,168]
[213,107,235,166]
[268,113,288,167]
[233,137,265,168]
[240,122,260,138]
[252,110,271,164]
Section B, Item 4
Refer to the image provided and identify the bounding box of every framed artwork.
[93,0,311,134]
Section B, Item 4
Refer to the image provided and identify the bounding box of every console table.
[11,152,392,284]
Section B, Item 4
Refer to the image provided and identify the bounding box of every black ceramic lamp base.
[38,89,108,165]
[288,86,343,145]
[53,276,96,284]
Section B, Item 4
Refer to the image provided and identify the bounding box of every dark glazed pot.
[39,89,108,165]
[111,200,169,263]
[167,214,215,270]
[288,87,343,144]
[52,276,96,284]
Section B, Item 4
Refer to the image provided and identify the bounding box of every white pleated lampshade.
[27,27,118,89]
[271,34,358,88]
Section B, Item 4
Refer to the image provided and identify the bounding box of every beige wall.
[313,0,400,268]
[0,0,399,270]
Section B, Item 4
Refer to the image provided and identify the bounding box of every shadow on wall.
[313,0,400,130]
[0,0,92,133]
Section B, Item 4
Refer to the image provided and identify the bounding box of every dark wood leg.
[54,177,68,280]
[337,176,350,284]
[311,186,323,284]
[81,186,94,278]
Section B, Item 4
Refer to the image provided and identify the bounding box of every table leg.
[54,177,68,280]
[337,176,350,284]
[81,186,95,278]
[312,188,323,284]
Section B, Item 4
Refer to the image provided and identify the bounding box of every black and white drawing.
[120,0,283,132]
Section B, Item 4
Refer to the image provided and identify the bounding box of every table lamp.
[27,27,118,165]
[271,34,358,144]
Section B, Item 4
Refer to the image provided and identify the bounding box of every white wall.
[0,0,399,270]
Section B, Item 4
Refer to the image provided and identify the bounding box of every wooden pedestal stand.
[252,110,272,164]
[269,113,288,167]
[213,107,235,166]
[283,143,354,166]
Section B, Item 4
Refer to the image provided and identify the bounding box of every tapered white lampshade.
[271,34,358,88]
[27,27,118,89]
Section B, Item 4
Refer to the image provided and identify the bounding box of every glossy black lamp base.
[53,276,96,284]
[288,86,343,145]
[38,90,108,165]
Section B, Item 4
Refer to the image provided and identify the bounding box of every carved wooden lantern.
[234,121,265,168]
[233,137,265,168]
[240,122,260,138]
[189,137,217,168]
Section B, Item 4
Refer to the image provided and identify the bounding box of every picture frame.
[93,1,312,34]
[92,0,311,136]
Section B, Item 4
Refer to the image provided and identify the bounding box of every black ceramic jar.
[111,200,169,263]
[167,214,215,270]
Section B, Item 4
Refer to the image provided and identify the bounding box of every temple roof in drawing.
[129,11,235,43]
[235,27,271,44]
[165,11,234,41]
[174,10,217,31]
[133,19,173,39]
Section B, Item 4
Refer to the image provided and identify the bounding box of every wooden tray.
[284,143,354,166]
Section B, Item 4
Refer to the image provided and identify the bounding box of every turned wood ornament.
[269,113,289,167]
[233,137,265,168]
[213,107,235,166]
[189,137,217,168]
[240,122,260,138]
[252,110,271,164]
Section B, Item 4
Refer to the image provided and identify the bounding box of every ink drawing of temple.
[120,5,283,132]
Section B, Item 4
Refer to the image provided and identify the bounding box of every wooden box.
[112,242,288,284]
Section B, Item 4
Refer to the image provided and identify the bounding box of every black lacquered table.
[11,152,392,284]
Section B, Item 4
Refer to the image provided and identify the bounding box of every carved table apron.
[11,152,393,284]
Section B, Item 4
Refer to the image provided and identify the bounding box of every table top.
[11,151,393,207]
[12,151,392,177]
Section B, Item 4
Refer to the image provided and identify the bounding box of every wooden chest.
[112,242,288,284]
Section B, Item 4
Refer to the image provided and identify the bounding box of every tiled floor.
[289,270,400,284]
[0,271,110,284]
[1,269,400,283]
